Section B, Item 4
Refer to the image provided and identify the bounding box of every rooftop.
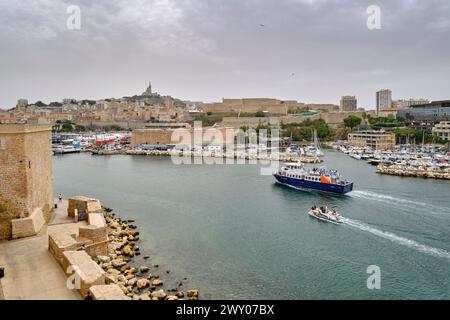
[410,100,450,108]
[0,123,52,134]
[380,108,399,111]
[349,130,393,135]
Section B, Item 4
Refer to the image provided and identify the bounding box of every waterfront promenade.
[0,200,81,300]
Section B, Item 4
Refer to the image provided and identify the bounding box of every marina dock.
[377,165,450,180]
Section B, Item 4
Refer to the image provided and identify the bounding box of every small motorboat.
[308,206,343,224]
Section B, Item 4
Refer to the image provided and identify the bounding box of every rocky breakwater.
[377,165,450,180]
[126,150,171,156]
[126,149,323,163]
[96,209,200,301]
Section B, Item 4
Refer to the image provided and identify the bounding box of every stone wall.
[280,110,375,126]
[11,207,45,239]
[220,117,281,128]
[79,225,108,245]
[307,104,340,112]
[0,197,19,240]
[202,98,305,115]
[79,225,108,257]
[67,196,102,217]
[62,250,106,298]
[131,129,175,146]
[0,124,53,240]
[48,231,79,266]
[131,128,235,146]
[89,284,129,300]
[319,111,368,125]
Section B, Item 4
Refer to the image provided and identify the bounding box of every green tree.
[61,122,74,132]
[34,101,47,107]
[281,119,333,141]
[255,111,266,117]
[343,115,362,130]
[361,111,367,123]
[75,125,86,132]
[240,125,250,132]
[368,116,404,130]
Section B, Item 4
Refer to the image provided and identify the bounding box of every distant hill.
[121,93,186,108]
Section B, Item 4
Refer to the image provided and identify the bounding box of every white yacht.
[308,206,343,224]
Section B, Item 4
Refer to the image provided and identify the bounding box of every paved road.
[0,200,83,300]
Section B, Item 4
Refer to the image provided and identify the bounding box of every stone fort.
[202,98,306,115]
[0,124,53,239]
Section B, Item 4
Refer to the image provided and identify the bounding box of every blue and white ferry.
[273,162,353,194]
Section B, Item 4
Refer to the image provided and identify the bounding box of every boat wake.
[341,218,450,260]
[350,190,450,215]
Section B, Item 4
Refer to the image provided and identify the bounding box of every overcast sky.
[1,0,449,110]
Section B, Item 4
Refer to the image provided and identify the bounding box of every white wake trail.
[341,218,450,260]
[350,190,450,214]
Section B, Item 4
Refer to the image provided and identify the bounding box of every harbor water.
[53,151,450,299]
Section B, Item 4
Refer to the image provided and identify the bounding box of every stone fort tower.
[0,124,53,239]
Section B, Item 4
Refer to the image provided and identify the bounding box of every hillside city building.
[340,96,357,111]
[432,121,450,141]
[348,130,396,150]
[376,89,392,116]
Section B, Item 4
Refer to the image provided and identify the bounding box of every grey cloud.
[0,0,449,109]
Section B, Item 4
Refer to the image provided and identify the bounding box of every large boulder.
[140,266,150,273]
[152,279,163,287]
[97,255,111,263]
[122,245,134,257]
[111,259,126,269]
[136,279,149,289]
[102,262,112,271]
[151,289,167,300]
[117,275,127,284]
[187,289,199,299]
[139,293,150,300]
[120,265,130,273]
[127,278,137,287]
[107,269,121,276]
[105,274,117,285]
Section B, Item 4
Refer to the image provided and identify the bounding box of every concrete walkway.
[0,199,85,300]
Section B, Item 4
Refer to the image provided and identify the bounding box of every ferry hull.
[273,174,353,194]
